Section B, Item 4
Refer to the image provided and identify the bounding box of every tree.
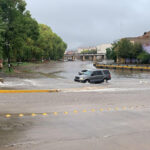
[0,0,39,63]
[137,51,150,64]
[36,24,67,60]
[112,39,144,63]
[0,0,67,65]
[0,0,25,63]
[81,49,97,54]
[131,43,143,58]
[106,48,117,61]
[0,8,5,59]
[13,11,39,61]
[115,39,133,59]
[0,19,3,59]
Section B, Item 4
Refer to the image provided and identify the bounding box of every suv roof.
[85,69,109,72]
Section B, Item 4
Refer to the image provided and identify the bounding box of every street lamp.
[2,41,11,72]
[6,42,11,72]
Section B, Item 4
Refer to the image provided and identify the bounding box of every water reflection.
[0,117,34,147]
[1,61,150,89]
[111,69,150,79]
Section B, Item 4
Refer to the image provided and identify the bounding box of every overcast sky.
[26,0,150,50]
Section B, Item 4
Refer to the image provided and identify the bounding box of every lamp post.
[5,42,11,72]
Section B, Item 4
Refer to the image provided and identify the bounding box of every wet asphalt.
[0,61,150,150]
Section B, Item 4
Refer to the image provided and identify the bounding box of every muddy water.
[1,61,150,150]
[1,61,150,90]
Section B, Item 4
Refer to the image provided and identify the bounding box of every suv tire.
[84,79,90,83]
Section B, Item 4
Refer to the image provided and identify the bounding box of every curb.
[95,64,150,71]
[0,89,60,93]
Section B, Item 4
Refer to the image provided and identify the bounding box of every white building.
[77,48,85,54]
[97,43,112,54]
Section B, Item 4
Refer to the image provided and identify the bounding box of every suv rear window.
[103,70,110,74]
[97,71,103,75]
[93,71,103,75]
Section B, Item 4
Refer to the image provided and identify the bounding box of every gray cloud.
[26,0,150,49]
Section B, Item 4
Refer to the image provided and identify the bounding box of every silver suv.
[74,69,111,83]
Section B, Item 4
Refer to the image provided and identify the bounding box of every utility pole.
[5,42,11,72]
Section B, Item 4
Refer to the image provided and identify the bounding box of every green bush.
[106,48,116,61]
[111,39,150,64]
[81,49,97,54]
[137,51,150,64]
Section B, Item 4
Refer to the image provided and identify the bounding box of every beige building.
[96,43,112,54]
[126,31,150,45]
[126,31,150,54]
[77,48,85,54]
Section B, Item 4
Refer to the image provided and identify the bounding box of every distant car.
[74,69,111,83]
[67,58,74,61]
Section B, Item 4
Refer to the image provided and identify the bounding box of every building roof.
[126,31,150,45]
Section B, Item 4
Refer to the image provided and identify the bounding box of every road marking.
[19,114,24,117]
[123,107,126,110]
[5,114,11,118]
[74,110,78,113]
[42,113,48,116]
[0,89,60,93]
[83,110,87,112]
[31,113,36,117]
[115,107,119,111]
[64,112,68,115]
[54,112,58,115]
[108,108,112,111]
[91,109,96,112]
[1,106,144,118]
[100,108,104,112]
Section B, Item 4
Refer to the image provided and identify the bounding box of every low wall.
[94,64,150,71]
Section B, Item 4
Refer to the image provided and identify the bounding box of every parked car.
[74,69,111,83]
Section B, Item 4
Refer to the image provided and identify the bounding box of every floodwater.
[1,61,150,150]
[1,61,150,90]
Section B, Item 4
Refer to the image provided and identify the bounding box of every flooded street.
[1,61,150,90]
[1,61,150,150]
[1,0,150,148]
